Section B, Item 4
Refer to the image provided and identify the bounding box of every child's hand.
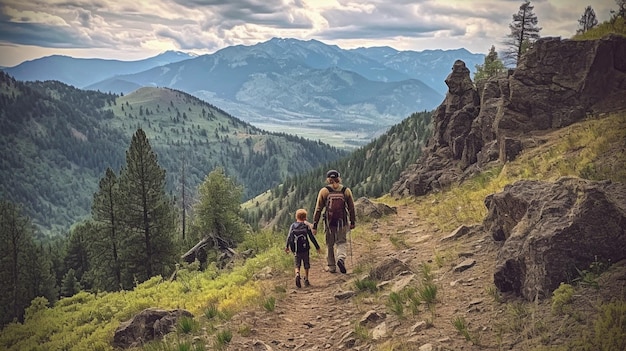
[285,247,290,253]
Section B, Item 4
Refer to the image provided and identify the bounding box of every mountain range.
[3,38,484,148]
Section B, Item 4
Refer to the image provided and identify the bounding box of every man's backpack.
[291,224,310,253]
[325,185,347,226]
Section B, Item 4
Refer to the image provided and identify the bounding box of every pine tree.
[611,0,626,19]
[578,6,599,34]
[64,227,90,290]
[118,129,177,287]
[503,1,541,66]
[60,268,81,297]
[0,200,33,324]
[0,200,56,325]
[193,167,247,248]
[89,168,123,290]
[474,46,506,85]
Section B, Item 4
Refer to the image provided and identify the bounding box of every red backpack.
[325,185,347,226]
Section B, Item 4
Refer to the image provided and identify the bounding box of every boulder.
[368,257,412,281]
[112,308,193,348]
[486,177,626,300]
[354,197,397,219]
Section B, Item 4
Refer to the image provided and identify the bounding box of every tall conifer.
[503,1,541,66]
[118,129,176,287]
[90,168,123,290]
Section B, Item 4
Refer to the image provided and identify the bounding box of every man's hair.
[326,177,341,184]
[296,208,307,221]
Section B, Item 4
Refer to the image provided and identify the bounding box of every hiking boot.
[326,267,336,273]
[295,274,301,288]
[337,259,346,274]
[304,278,310,287]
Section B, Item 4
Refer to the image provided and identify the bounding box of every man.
[312,170,356,273]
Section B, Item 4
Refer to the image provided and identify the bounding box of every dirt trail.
[224,204,503,350]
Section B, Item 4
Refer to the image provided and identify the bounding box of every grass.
[262,296,276,312]
[387,292,404,317]
[418,282,438,308]
[354,277,378,293]
[353,322,371,341]
[452,316,471,341]
[572,17,626,41]
[389,233,409,249]
[177,316,198,334]
[214,329,232,350]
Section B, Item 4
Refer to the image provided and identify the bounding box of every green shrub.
[591,300,626,351]
[551,283,574,315]
[574,300,626,351]
[24,297,50,322]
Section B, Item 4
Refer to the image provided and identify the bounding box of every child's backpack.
[325,185,347,226]
[291,224,310,253]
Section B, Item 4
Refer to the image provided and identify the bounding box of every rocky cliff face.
[391,34,626,197]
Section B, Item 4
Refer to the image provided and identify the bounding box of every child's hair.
[295,209,307,221]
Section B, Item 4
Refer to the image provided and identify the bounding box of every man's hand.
[285,247,290,253]
[312,228,317,235]
[350,223,355,229]
[316,248,321,254]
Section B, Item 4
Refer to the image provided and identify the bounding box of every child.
[285,209,321,288]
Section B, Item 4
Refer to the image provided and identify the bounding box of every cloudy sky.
[0,0,616,67]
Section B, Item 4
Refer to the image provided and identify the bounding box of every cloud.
[0,0,620,66]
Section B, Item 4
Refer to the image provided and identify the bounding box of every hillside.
[1,111,623,351]
[0,73,345,235]
[241,109,433,230]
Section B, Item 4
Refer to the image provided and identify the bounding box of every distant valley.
[3,38,484,148]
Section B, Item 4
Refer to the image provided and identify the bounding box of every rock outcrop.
[391,35,626,197]
[484,177,626,300]
[112,308,193,348]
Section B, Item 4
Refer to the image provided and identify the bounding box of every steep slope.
[0,73,345,235]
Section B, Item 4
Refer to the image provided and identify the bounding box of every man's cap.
[326,170,340,178]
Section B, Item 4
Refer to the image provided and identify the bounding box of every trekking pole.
[348,228,353,267]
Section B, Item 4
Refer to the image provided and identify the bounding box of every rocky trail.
[223,204,505,351]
